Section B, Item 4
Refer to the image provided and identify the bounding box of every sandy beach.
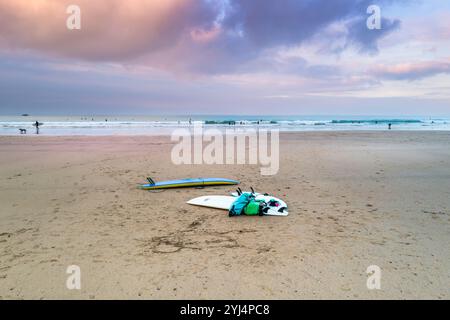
[0,131,449,299]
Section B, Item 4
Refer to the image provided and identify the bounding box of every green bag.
[244,200,262,215]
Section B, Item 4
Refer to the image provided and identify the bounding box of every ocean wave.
[331,119,422,124]
[205,120,277,125]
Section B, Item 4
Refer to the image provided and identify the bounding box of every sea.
[1,115,450,136]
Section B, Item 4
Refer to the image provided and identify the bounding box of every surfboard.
[139,177,239,190]
[187,195,235,210]
[187,194,288,216]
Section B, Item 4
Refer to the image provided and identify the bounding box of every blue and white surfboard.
[139,177,239,190]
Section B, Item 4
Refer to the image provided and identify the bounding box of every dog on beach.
[19,128,27,134]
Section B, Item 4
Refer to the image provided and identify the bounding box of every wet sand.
[0,132,449,299]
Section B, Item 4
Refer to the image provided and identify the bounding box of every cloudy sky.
[0,0,449,115]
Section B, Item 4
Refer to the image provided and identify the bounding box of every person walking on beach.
[34,121,40,134]
[388,123,392,130]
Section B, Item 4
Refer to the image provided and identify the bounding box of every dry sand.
[0,132,449,299]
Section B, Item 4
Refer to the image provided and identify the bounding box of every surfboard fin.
[146,177,156,185]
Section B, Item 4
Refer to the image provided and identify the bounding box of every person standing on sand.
[35,121,40,134]
[388,123,392,130]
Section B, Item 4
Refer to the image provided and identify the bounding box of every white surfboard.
[187,194,288,216]
[187,195,235,210]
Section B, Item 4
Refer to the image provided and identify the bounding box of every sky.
[0,0,449,116]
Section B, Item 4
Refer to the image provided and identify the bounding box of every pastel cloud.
[221,0,400,52]
[372,60,450,80]
[0,0,216,61]
[344,17,401,54]
[190,25,222,43]
[0,0,401,73]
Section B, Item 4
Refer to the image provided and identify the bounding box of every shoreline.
[1,129,450,137]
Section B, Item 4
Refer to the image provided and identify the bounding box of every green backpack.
[244,200,264,216]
